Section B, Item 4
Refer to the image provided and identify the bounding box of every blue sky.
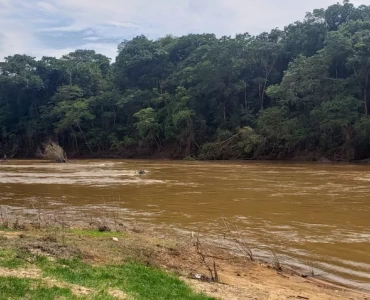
[0,0,365,61]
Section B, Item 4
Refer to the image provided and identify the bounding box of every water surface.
[1,160,370,290]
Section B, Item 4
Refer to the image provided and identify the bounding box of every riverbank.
[2,159,370,294]
[0,216,368,300]
[6,147,370,163]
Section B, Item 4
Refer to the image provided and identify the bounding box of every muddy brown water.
[1,160,370,290]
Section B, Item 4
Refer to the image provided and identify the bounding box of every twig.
[195,237,219,282]
[222,217,254,262]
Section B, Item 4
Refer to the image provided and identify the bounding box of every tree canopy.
[1,1,370,161]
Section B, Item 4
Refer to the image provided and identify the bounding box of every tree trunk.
[261,79,267,111]
[364,74,368,117]
[71,128,79,154]
[244,86,247,109]
[342,126,354,160]
[258,83,262,111]
[77,125,93,154]
[112,105,117,128]
[364,88,368,117]
[158,79,163,95]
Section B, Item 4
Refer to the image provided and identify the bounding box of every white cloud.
[0,1,36,58]
[83,36,101,41]
[35,1,58,13]
[106,21,139,28]
[36,42,117,60]
[0,0,11,8]
[0,0,368,61]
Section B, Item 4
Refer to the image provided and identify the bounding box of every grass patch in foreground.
[0,277,76,299]
[38,258,214,300]
[0,225,15,232]
[69,229,125,238]
[0,249,26,269]
[113,263,214,300]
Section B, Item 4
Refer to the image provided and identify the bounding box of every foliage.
[1,1,370,161]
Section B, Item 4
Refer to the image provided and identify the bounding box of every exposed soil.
[0,266,41,279]
[0,226,369,300]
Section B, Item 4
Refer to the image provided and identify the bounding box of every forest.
[1,0,370,161]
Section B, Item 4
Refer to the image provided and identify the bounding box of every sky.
[0,0,366,62]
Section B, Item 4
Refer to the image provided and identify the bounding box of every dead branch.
[222,217,254,262]
[195,237,219,282]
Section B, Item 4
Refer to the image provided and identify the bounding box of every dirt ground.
[0,225,369,300]
[183,264,369,300]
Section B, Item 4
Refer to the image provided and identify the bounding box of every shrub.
[40,141,67,163]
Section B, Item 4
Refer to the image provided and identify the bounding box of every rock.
[112,237,119,242]
[318,157,331,163]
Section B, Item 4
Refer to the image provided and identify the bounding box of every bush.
[40,141,67,163]
[198,127,263,160]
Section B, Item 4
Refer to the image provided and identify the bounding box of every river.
[0,160,369,290]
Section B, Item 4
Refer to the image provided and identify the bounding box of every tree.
[312,96,361,159]
[115,36,173,93]
[325,0,355,31]
[162,87,198,156]
[134,107,161,149]
[42,85,95,154]
[1,1,370,161]
[284,10,327,58]
[325,20,370,116]
[250,31,284,111]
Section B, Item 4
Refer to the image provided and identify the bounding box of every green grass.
[0,232,213,299]
[112,263,213,300]
[0,225,14,232]
[38,258,214,300]
[0,277,76,299]
[69,229,125,238]
[0,249,26,269]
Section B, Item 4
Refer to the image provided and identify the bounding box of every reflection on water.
[1,159,370,290]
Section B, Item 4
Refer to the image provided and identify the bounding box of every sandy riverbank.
[0,215,368,300]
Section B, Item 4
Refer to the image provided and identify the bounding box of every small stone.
[112,237,119,242]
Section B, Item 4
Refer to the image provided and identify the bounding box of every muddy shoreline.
[1,207,369,299]
[5,151,370,163]
[2,159,370,295]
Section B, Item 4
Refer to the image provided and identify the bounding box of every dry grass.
[39,141,67,163]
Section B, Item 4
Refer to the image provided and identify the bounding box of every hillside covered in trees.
[1,1,370,161]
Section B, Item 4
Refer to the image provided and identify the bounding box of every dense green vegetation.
[1,0,370,160]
